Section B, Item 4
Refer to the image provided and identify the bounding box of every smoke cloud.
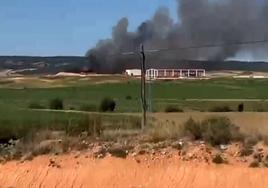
[86,0,268,73]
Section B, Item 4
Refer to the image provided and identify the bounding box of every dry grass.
[14,130,67,158]
[153,112,268,136]
[2,111,268,161]
[102,129,140,141]
[0,75,133,89]
[146,121,183,142]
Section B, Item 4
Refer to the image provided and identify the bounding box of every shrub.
[263,136,268,146]
[79,104,97,112]
[49,98,64,110]
[240,146,254,157]
[183,117,241,146]
[209,106,232,112]
[165,105,183,113]
[66,115,103,136]
[249,161,260,168]
[238,103,244,112]
[231,126,245,142]
[239,136,259,157]
[244,136,259,147]
[212,154,224,164]
[69,107,75,110]
[125,95,132,100]
[28,102,46,109]
[183,118,202,140]
[99,98,116,112]
[263,162,268,168]
[201,117,235,146]
[107,147,128,158]
[253,152,263,162]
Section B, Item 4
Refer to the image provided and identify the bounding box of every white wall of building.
[125,69,141,77]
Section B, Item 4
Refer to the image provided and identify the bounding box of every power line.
[110,38,268,57]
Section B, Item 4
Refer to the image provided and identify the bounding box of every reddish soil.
[0,153,268,188]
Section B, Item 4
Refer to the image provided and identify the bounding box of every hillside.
[170,60,268,72]
[0,56,90,75]
[1,56,268,75]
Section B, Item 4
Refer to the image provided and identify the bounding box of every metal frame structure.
[146,68,206,80]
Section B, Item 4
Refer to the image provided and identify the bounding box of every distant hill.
[0,56,90,75]
[1,56,268,75]
[122,57,268,73]
[152,60,268,72]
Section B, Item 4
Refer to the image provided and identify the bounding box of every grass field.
[1,75,268,161]
[1,77,268,113]
[0,76,268,140]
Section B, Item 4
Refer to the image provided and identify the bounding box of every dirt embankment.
[0,153,268,188]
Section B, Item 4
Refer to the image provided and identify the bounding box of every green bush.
[212,154,224,164]
[201,117,234,146]
[99,98,116,112]
[28,102,46,109]
[209,106,232,112]
[183,117,241,146]
[183,118,202,140]
[125,95,132,100]
[79,104,97,112]
[238,103,244,112]
[165,105,183,113]
[49,98,64,110]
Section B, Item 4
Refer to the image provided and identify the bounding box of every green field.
[1,77,268,113]
[1,76,268,140]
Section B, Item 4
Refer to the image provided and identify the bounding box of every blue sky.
[0,0,177,56]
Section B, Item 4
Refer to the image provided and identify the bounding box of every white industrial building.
[125,69,142,77]
[125,68,206,80]
[146,69,206,80]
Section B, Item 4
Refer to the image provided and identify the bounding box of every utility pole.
[140,44,147,130]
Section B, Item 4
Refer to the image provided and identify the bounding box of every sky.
[0,0,177,56]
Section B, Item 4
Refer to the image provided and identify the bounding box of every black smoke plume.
[86,0,268,73]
